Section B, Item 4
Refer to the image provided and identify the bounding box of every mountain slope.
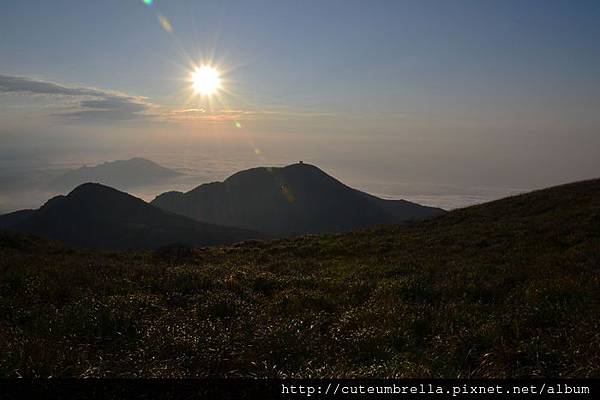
[49,157,181,191]
[0,183,263,250]
[152,162,444,235]
[0,178,599,378]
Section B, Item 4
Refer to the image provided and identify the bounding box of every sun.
[191,65,222,96]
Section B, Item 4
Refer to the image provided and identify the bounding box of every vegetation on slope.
[1,179,599,377]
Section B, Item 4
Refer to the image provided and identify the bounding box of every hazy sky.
[1,0,600,210]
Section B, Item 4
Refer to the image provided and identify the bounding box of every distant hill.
[151,162,444,236]
[1,178,599,378]
[0,183,263,250]
[49,157,181,191]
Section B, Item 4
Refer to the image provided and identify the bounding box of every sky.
[1,0,600,211]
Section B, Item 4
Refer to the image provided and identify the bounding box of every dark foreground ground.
[1,179,599,377]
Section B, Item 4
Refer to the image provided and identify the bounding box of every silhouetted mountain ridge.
[0,183,263,250]
[152,162,444,236]
[49,157,181,191]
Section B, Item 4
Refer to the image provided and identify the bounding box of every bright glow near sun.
[191,65,222,96]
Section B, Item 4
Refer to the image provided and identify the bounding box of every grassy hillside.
[1,179,599,377]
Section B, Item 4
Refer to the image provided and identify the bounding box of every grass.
[0,179,599,378]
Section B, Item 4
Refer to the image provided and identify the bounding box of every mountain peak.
[282,161,323,172]
[152,162,444,236]
[49,157,181,191]
[223,162,331,186]
[64,182,139,205]
[68,181,114,194]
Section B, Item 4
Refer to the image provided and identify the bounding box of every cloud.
[0,74,104,97]
[158,108,338,124]
[159,108,282,122]
[0,73,153,121]
[62,95,153,121]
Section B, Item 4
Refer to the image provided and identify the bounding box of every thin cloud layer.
[63,96,153,121]
[0,74,104,97]
[160,108,281,122]
[0,74,152,121]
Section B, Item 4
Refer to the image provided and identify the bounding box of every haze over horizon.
[1,0,599,213]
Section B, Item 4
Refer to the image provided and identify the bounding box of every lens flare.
[142,0,153,6]
[158,14,173,33]
[191,65,222,96]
